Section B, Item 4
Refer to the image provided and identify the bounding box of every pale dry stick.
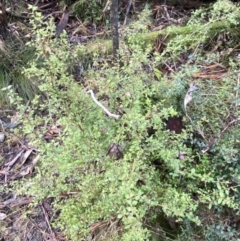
[225,43,240,56]
[99,0,111,20]
[41,204,57,241]
[4,149,25,170]
[0,110,15,112]
[87,90,121,120]
[102,0,111,14]
[10,197,33,208]
[163,61,176,73]
[163,5,170,19]
[192,42,202,57]
[184,83,197,122]
[0,119,5,131]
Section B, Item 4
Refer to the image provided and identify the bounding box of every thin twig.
[236,73,240,111]
[87,90,120,120]
[41,203,57,241]
[202,118,240,153]
[0,110,15,112]
[123,0,133,26]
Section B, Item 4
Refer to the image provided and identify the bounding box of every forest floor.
[0,0,217,240]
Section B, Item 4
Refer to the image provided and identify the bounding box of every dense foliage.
[5,1,240,240]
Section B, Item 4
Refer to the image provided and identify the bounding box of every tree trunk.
[0,0,8,39]
[111,0,119,57]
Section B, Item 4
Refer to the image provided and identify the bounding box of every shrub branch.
[202,118,240,153]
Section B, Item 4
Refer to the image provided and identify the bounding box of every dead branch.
[87,90,120,120]
[202,118,240,153]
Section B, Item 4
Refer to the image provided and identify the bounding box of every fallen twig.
[0,196,33,208]
[41,203,57,241]
[87,90,120,120]
[4,149,25,170]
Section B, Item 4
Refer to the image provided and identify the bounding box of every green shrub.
[72,0,107,23]
[13,3,240,241]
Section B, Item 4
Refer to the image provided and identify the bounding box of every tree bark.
[0,0,8,39]
[111,0,119,57]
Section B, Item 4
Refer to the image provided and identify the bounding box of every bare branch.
[202,118,240,153]
[123,0,133,26]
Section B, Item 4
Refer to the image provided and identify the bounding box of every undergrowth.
[8,1,240,241]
